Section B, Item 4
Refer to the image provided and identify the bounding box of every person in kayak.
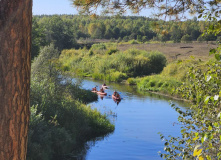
[92,87,97,91]
[100,87,105,93]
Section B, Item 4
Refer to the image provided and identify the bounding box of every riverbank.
[124,58,212,102]
[57,42,214,102]
[28,45,115,160]
[58,46,167,82]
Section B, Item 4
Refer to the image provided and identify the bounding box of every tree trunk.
[0,0,32,159]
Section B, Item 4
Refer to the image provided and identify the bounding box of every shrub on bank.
[28,45,114,160]
[58,47,167,82]
[137,75,182,94]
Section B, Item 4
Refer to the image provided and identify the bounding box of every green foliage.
[126,78,137,85]
[105,48,119,55]
[32,15,77,55]
[137,75,182,94]
[158,16,221,158]
[28,45,114,159]
[91,43,107,50]
[58,47,167,82]
[159,60,221,159]
[123,36,129,42]
[181,34,192,43]
[31,17,46,59]
[33,15,218,49]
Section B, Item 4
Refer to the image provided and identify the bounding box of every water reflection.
[74,78,189,160]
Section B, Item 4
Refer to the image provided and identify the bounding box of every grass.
[58,46,167,82]
[116,41,216,62]
[130,58,210,96]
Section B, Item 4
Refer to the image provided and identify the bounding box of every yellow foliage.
[199,156,204,160]
[193,145,202,157]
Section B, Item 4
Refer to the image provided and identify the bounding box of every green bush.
[28,45,114,159]
[137,75,182,94]
[106,48,119,55]
[91,43,106,50]
[58,47,167,82]
[181,34,192,43]
[126,78,137,85]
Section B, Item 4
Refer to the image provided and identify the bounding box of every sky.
[32,0,195,20]
[33,0,78,15]
[32,0,155,17]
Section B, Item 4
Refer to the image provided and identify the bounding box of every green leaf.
[204,96,211,104]
[210,48,216,55]
[214,122,219,128]
[198,14,202,18]
[215,54,220,60]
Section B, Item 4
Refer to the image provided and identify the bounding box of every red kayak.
[112,94,121,101]
[102,85,109,89]
[97,91,107,95]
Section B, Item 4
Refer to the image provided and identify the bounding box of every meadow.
[113,41,217,62]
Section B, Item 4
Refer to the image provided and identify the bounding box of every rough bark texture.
[0,0,32,159]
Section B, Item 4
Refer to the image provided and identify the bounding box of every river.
[78,78,189,160]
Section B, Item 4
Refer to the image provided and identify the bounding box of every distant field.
[116,42,218,62]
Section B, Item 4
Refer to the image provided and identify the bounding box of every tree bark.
[0,0,32,159]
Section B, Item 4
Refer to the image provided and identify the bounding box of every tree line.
[32,15,219,58]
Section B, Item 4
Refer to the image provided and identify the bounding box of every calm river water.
[79,79,188,160]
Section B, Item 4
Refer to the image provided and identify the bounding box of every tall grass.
[134,59,208,95]
[58,46,167,82]
[137,75,182,94]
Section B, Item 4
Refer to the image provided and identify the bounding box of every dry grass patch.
[116,42,217,62]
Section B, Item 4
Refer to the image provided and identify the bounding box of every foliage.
[28,45,114,159]
[31,15,77,58]
[32,15,218,51]
[159,14,221,159]
[159,60,221,159]
[181,34,192,43]
[137,75,182,94]
[58,47,167,82]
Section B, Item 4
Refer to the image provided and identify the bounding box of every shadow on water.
[71,78,189,160]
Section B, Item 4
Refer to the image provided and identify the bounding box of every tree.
[0,0,32,159]
[181,34,192,43]
[170,24,182,42]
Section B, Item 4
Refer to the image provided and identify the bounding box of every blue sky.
[33,0,78,15]
[32,0,154,17]
[32,0,194,20]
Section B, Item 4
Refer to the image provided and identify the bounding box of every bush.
[91,43,106,50]
[58,47,167,82]
[126,78,137,85]
[106,48,119,55]
[147,51,167,74]
[137,75,182,94]
[129,39,139,44]
[181,34,192,43]
[28,45,114,159]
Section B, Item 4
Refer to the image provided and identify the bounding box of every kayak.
[102,85,109,89]
[97,91,107,95]
[112,94,121,101]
